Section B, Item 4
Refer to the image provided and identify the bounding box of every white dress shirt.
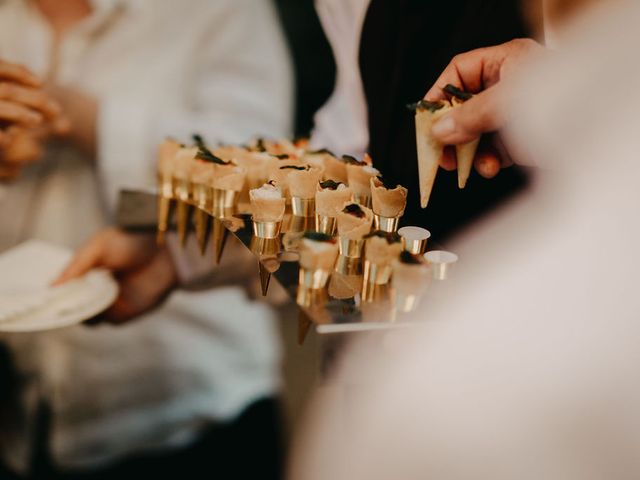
[0,0,292,472]
[310,0,370,158]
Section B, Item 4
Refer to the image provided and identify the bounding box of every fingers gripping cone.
[195,209,212,255]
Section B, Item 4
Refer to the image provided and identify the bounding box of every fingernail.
[431,115,455,138]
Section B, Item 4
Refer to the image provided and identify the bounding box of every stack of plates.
[0,241,118,332]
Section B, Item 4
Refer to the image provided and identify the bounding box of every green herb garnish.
[279,165,307,171]
[342,203,365,218]
[400,251,423,265]
[255,138,266,152]
[195,148,228,165]
[319,179,342,190]
[192,133,206,148]
[303,231,334,242]
[364,230,401,243]
[341,154,362,165]
[309,148,336,156]
[443,84,472,101]
[406,100,446,113]
[375,175,399,190]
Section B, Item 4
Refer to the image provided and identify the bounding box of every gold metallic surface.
[373,214,400,233]
[338,237,364,258]
[315,214,337,236]
[291,197,316,217]
[252,220,282,239]
[298,268,331,289]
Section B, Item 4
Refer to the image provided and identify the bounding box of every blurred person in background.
[0,0,292,479]
[291,0,640,479]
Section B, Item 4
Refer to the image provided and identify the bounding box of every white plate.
[0,241,118,332]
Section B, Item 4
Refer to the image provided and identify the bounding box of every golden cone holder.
[258,262,272,296]
[373,214,400,233]
[335,255,362,275]
[299,267,331,289]
[156,195,173,246]
[252,220,282,239]
[194,209,212,255]
[393,291,422,313]
[362,260,393,302]
[353,194,371,208]
[338,237,364,258]
[315,214,336,236]
[296,285,328,309]
[291,197,315,217]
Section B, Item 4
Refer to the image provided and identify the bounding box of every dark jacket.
[359,0,534,240]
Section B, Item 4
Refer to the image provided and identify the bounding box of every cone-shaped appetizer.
[410,99,452,208]
[303,149,346,182]
[370,176,408,232]
[250,182,286,238]
[344,154,380,206]
[444,84,481,189]
[315,180,353,235]
[364,232,404,272]
[362,231,403,301]
[392,251,431,312]
[287,165,323,216]
[336,202,374,257]
[298,232,339,289]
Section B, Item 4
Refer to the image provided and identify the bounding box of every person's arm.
[423,39,545,177]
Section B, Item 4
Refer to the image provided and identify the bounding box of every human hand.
[424,39,545,178]
[53,228,178,325]
[0,60,64,134]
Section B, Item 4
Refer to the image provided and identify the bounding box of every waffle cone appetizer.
[288,166,323,199]
[316,181,353,217]
[445,84,481,189]
[412,99,452,208]
[250,183,286,223]
[299,233,339,271]
[344,154,380,201]
[370,177,408,218]
[336,202,374,240]
[364,232,404,266]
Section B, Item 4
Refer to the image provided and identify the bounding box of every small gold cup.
[334,255,362,275]
[250,236,282,257]
[173,178,192,202]
[211,188,238,218]
[315,214,336,236]
[192,183,212,210]
[296,285,328,308]
[353,193,371,208]
[362,259,393,302]
[291,197,315,217]
[398,226,431,255]
[338,237,364,258]
[288,215,314,234]
[373,214,400,233]
[252,220,282,239]
[299,267,331,289]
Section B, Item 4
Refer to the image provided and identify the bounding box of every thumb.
[51,237,106,286]
[430,86,505,145]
